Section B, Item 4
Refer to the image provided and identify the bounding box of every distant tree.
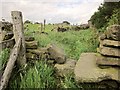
[24,20,32,24]
[34,22,40,24]
[62,21,70,25]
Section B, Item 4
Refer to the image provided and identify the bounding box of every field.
[1,23,99,88]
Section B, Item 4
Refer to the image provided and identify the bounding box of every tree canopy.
[90,2,120,29]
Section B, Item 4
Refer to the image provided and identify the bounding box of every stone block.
[102,39,120,47]
[105,25,120,41]
[99,46,120,57]
[96,55,120,67]
[54,59,76,77]
[47,44,66,64]
[74,53,120,83]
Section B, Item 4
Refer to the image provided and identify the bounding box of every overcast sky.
[1,0,104,24]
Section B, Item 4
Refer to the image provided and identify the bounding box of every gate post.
[11,11,26,67]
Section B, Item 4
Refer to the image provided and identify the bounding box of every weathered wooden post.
[0,11,26,90]
[43,19,46,31]
[11,11,26,67]
[40,23,43,32]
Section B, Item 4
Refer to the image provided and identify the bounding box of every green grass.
[34,29,99,60]
[0,48,10,70]
[9,60,56,88]
[9,23,99,89]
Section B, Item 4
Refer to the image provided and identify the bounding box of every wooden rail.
[0,38,21,90]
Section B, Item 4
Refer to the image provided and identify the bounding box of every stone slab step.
[74,53,120,83]
[99,46,120,57]
[102,39,120,47]
[96,55,120,67]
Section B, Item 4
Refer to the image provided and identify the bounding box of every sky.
[1,0,104,24]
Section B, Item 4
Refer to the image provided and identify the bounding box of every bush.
[63,21,70,25]
[24,20,32,24]
[107,9,120,26]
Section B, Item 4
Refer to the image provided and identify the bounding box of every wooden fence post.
[43,19,46,31]
[11,11,26,67]
[40,23,43,32]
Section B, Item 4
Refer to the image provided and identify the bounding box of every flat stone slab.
[74,53,120,83]
[96,55,120,67]
[102,39,120,47]
[99,46,120,57]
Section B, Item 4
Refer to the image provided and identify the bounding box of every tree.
[24,20,32,24]
[90,2,120,29]
[62,21,70,25]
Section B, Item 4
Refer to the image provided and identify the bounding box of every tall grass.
[0,48,10,70]
[9,24,99,89]
[34,29,99,60]
[9,61,56,88]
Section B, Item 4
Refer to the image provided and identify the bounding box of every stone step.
[96,55,120,67]
[74,53,120,83]
[102,39,120,47]
[99,46,120,57]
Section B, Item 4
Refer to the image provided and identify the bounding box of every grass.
[9,23,99,89]
[0,48,10,70]
[34,29,99,60]
[9,60,56,88]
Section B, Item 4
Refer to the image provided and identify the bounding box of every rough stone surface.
[54,59,76,77]
[0,39,15,50]
[25,36,35,41]
[25,41,38,49]
[74,53,120,83]
[0,21,13,31]
[0,31,7,42]
[105,25,120,41]
[27,48,48,59]
[99,33,106,40]
[26,52,39,60]
[96,55,120,67]
[4,32,14,40]
[102,39,120,47]
[47,44,66,64]
[99,46,120,57]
